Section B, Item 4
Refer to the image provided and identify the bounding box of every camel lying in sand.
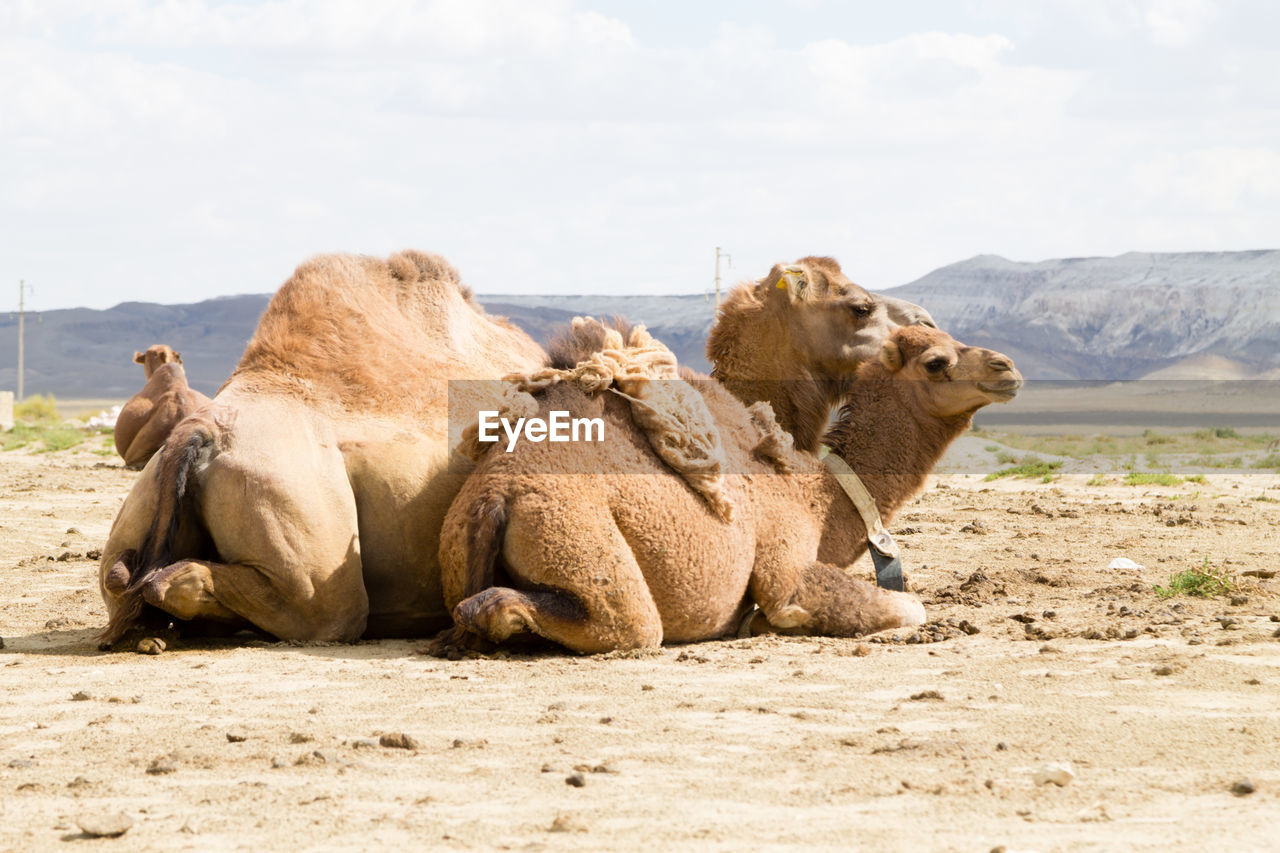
[708,257,936,452]
[114,345,212,469]
[439,325,1021,653]
[98,250,545,646]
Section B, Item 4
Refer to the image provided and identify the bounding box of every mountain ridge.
[1,250,1275,397]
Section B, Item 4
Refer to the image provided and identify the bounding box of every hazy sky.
[3,0,1277,310]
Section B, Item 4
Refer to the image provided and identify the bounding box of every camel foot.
[423,625,498,659]
[453,588,534,643]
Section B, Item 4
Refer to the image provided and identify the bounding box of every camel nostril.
[989,359,1013,372]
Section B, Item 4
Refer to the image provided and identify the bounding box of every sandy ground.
[2,440,1279,852]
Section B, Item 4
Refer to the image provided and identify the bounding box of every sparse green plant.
[1124,471,1183,487]
[1184,474,1206,484]
[984,445,1000,453]
[14,393,59,423]
[995,451,1018,465]
[36,428,83,453]
[985,456,1064,482]
[1154,558,1233,599]
[1254,494,1279,503]
[1143,429,1174,445]
[1086,473,1107,486]
[1145,450,1162,468]
[1252,453,1280,471]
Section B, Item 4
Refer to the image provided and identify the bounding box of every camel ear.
[773,264,811,303]
[879,338,904,373]
[133,351,145,364]
[174,351,183,363]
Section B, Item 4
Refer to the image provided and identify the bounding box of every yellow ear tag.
[777,267,807,291]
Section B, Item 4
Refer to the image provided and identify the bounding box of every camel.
[97,250,546,647]
[114,345,212,469]
[439,324,1021,653]
[707,257,936,453]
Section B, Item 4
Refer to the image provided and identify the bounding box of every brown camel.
[439,325,1021,653]
[114,345,212,469]
[98,250,546,647]
[707,256,937,453]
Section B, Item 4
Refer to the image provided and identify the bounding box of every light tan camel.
[439,325,1021,653]
[708,257,936,453]
[98,250,545,647]
[114,345,213,469]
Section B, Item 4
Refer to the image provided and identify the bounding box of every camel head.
[877,325,1021,418]
[134,344,182,379]
[763,256,898,375]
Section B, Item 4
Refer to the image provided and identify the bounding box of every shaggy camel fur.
[98,250,546,646]
[439,326,1021,653]
[708,257,936,453]
[114,345,212,469]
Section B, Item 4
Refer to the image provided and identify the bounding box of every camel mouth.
[978,380,1021,400]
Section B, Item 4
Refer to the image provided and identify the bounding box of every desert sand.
[1,440,1278,852]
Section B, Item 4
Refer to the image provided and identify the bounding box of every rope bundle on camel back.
[455,317,739,522]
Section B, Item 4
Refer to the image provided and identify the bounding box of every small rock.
[225,732,248,743]
[1153,664,1179,676]
[549,813,588,833]
[565,772,586,787]
[146,756,177,775]
[378,733,420,750]
[909,690,944,701]
[1108,557,1144,571]
[66,527,82,535]
[71,691,92,702]
[1230,779,1256,796]
[1033,762,1075,786]
[75,812,134,838]
[136,637,166,655]
[350,738,378,749]
[288,732,313,744]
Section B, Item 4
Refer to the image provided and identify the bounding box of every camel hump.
[501,319,735,521]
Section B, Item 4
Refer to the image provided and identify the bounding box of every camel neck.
[822,373,973,521]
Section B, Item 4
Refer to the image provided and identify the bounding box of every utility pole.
[714,247,731,310]
[17,280,33,401]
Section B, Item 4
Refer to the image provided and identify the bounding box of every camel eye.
[849,303,872,318]
[924,357,949,374]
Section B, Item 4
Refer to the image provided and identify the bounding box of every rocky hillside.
[885,251,1280,380]
[2,250,1276,397]
[0,293,718,398]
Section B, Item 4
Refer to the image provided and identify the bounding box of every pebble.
[289,732,313,744]
[378,733,420,750]
[71,691,92,702]
[146,756,177,775]
[565,772,586,787]
[225,731,248,743]
[1033,763,1075,786]
[75,813,134,838]
[549,813,588,833]
[1230,779,1256,797]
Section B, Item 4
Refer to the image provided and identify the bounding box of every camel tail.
[98,420,217,646]
[462,492,508,600]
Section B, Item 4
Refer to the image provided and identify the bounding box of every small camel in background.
[114,345,211,469]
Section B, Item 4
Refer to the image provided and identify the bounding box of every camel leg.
[138,555,367,639]
[750,551,925,637]
[450,500,663,654]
